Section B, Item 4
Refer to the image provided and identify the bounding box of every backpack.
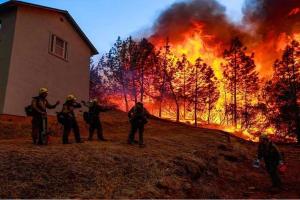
[25,96,42,116]
[25,105,34,116]
[83,112,91,124]
[56,112,66,125]
[132,107,148,124]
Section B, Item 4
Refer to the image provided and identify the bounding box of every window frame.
[49,34,69,61]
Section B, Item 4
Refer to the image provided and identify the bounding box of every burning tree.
[186,58,219,126]
[264,40,300,143]
[135,38,155,103]
[89,57,113,102]
[187,58,204,126]
[176,54,190,120]
[101,37,131,111]
[92,33,299,143]
[149,39,171,118]
[223,37,259,129]
[89,59,100,99]
[202,63,220,124]
[164,52,181,122]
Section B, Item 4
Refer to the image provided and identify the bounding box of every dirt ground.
[0,110,299,198]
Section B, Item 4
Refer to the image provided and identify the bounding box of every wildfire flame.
[103,0,300,143]
[143,0,300,142]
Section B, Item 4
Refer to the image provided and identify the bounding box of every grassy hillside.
[0,110,299,198]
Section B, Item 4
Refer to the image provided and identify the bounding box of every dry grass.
[0,110,299,198]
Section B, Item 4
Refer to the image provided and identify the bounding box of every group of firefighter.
[29,88,149,147]
[28,87,285,190]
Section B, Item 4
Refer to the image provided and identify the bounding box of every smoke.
[150,0,245,48]
[243,0,300,36]
[241,0,300,75]
[149,0,300,76]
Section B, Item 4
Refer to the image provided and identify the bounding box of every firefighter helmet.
[66,94,76,101]
[39,88,48,95]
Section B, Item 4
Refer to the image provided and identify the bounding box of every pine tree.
[102,37,130,111]
[176,54,190,119]
[240,53,259,128]
[201,64,220,124]
[264,40,300,142]
[186,58,203,126]
[148,39,171,117]
[223,37,258,128]
[136,38,155,103]
[165,55,181,122]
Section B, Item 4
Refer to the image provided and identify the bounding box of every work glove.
[252,159,260,168]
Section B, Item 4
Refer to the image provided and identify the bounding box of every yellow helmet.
[66,94,76,101]
[39,87,48,95]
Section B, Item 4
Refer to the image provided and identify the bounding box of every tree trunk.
[224,88,229,126]
[170,84,180,122]
[208,102,211,124]
[233,51,237,128]
[183,66,186,120]
[176,99,180,122]
[194,70,198,127]
[159,100,162,118]
[207,84,211,125]
[140,63,145,103]
[159,91,164,118]
[131,70,138,103]
[158,75,166,118]
[122,83,129,112]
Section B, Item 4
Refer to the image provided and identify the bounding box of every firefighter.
[128,102,150,147]
[62,94,83,144]
[31,88,60,145]
[257,134,283,188]
[82,99,109,141]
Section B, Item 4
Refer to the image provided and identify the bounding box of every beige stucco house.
[0,0,98,116]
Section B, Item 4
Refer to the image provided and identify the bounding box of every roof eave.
[0,0,98,55]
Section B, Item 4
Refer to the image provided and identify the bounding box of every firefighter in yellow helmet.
[61,94,83,144]
[257,133,283,188]
[31,88,60,144]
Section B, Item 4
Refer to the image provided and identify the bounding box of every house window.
[50,34,68,60]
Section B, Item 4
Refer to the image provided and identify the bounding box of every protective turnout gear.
[257,139,283,188]
[128,103,150,147]
[31,93,59,144]
[61,99,82,144]
[83,100,109,141]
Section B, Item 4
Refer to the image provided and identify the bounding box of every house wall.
[0,8,17,114]
[3,5,92,116]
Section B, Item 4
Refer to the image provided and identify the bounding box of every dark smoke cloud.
[243,0,300,36]
[150,0,246,48]
[149,0,300,76]
[151,0,300,45]
[242,0,300,75]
